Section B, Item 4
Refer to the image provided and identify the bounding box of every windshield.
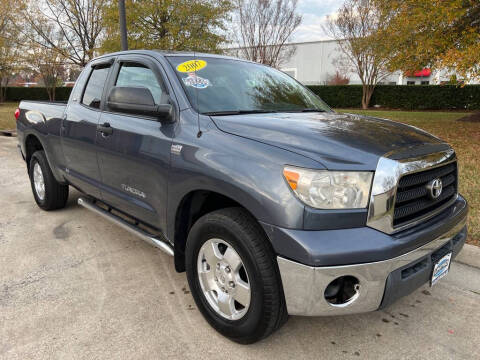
[166,56,332,114]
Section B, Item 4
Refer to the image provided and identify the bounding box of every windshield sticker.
[176,59,207,73]
[182,72,210,89]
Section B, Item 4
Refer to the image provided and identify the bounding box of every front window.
[166,56,332,114]
[115,63,163,104]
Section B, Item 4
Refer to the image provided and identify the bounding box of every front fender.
[166,118,324,240]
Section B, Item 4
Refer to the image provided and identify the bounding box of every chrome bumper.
[277,216,467,316]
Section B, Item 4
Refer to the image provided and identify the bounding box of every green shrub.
[5,87,72,102]
[307,85,480,110]
[5,85,480,110]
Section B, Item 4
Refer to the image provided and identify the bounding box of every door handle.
[97,122,113,136]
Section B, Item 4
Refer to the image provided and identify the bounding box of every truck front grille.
[393,162,457,227]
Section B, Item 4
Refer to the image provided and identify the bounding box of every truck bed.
[19,100,67,121]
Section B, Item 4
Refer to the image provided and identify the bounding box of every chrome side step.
[77,197,174,257]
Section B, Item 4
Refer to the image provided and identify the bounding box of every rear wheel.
[186,207,288,344]
[29,150,69,210]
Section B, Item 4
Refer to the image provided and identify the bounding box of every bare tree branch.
[232,0,302,68]
[18,0,107,66]
[324,0,391,108]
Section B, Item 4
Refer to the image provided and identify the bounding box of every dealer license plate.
[431,252,452,286]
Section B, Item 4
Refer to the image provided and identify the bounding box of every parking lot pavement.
[1,136,480,359]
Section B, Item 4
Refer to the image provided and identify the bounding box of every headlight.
[283,166,373,209]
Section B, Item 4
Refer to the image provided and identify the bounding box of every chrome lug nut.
[225,266,231,273]
[229,281,235,288]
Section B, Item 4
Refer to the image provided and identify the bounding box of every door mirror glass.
[107,86,173,120]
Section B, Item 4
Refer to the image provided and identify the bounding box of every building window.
[421,80,429,85]
[407,81,415,85]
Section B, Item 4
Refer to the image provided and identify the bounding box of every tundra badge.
[121,184,146,199]
[171,144,183,155]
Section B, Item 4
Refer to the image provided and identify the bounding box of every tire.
[186,207,288,344]
[29,150,69,210]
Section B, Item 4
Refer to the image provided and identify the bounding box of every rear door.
[95,55,175,230]
[61,60,113,198]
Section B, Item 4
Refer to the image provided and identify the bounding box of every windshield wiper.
[202,110,277,116]
[299,108,326,112]
[272,108,327,113]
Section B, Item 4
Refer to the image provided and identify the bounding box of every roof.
[91,49,243,63]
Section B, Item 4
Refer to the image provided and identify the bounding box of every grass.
[1,102,478,245]
[0,102,18,130]
[337,109,479,246]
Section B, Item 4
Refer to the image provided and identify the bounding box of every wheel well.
[174,190,251,272]
[25,135,43,166]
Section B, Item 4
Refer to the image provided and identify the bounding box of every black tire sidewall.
[28,150,68,210]
[29,152,49,208]
[186,214,268,341]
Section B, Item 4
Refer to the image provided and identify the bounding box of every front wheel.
[186,208,288,344]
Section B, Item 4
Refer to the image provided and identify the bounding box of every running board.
[77,197,174,257]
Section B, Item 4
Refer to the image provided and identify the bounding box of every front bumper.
[274,197,468,316]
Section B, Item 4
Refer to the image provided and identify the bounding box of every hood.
[211,112,448,170]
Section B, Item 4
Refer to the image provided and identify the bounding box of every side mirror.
[107,86,173,121]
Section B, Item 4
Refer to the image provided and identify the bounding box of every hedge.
[4,87,72,102]
[307,85,480,110]
[3,85,480,110]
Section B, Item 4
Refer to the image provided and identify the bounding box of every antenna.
[194,51,202,138]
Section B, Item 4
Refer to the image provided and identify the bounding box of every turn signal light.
[14,108,20,120]
[283,169,300,190]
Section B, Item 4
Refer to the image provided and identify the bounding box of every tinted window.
[115,63,163,104]
[82,66,110,108]
[69,68,89,103]
[166,56,331,114]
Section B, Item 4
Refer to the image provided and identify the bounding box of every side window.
[69,68,89,103]
[115,63,163,104]
[82,66,110,108]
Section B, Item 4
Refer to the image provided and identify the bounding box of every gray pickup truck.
[16,50,468,343]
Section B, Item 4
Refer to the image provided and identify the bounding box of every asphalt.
[1,136,480,359]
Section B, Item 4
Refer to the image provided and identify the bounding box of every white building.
[278,40,473,85]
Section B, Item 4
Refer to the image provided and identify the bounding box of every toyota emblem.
[426,178,443,199]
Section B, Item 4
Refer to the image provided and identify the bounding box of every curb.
[0,130,17,137]
[454,243,480,269]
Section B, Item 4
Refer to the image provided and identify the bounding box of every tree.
[101,0,233,53]
[324,0,390,109]
[327,71,350,85]
[30,45,66,101]
[19,0,107,66]
[232,0,302,68]
[0,45,15,103]
[16,20,68,100]
[0,0,20,103]
[375,0,480,81]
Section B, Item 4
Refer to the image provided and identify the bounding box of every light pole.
[119,0,128,50]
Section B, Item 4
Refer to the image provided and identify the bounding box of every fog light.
[324,276,360,307]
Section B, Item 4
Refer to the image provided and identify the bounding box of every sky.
[292,0,342,42]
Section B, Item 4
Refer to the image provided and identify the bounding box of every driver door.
[95,55,175,231]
